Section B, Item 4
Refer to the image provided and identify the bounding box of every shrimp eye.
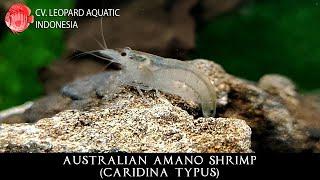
[121,52,127,56]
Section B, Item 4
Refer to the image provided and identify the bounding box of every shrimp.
[89,47,217,117]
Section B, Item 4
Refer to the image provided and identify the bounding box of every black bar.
[0,153,319,179]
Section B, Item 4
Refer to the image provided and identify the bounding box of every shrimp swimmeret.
[85,47,217,117]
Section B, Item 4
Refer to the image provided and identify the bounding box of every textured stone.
[258,74,299,107]
[0,102,32,124]
[1,59,319,152]
[191,60,313,152]
[23,95,72,123]
[61,71,113,100]
[0,93,251,153]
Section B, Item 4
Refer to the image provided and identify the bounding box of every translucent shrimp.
[93,48,217,117]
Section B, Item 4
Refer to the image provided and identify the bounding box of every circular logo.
[5,3,34,33]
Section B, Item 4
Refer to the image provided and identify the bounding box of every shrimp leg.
[155,89,161,98]
[136,87,150,104]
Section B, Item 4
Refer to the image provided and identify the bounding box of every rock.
[0,94,251,152]
[191,60,314,152]
[259,75,320,152]
[258,74,299,107]
[23,95,72,123]
[0,102,33,123]
[0,114,26,124]
[294,94,320,141]
[1,59,319,152]
[61,71,115,100]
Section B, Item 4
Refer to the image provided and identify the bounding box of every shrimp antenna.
[100,17,108,49]
[90,34,106,50]
[65,50,115,72]
[76,50,117,64]
[65,49,112,62]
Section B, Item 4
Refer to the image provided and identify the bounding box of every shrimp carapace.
[95,48,217,117]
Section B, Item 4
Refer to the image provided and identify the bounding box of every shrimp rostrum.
[90,47,217,117]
